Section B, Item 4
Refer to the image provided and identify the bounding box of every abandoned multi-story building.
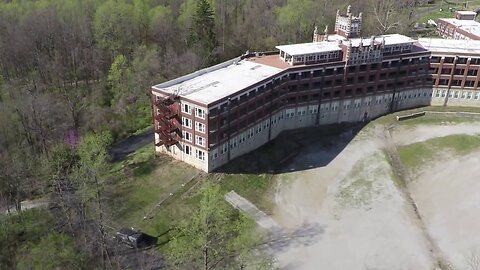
[151,6,480,172]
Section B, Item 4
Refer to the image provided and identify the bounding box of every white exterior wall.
[431,88,480,106]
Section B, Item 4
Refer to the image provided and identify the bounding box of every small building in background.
[437,11,480,40]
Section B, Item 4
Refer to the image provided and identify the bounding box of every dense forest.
[0,0,423,268]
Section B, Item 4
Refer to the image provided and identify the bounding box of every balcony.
[155,96,176,107]
[155,122,178,134]
[155,110,177,120]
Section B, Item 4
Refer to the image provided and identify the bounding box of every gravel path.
[225,190,280,231]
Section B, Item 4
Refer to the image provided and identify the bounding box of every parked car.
[115,228,157,248]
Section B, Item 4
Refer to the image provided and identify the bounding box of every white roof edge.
[457,11,477,14]
[152,57,242,91]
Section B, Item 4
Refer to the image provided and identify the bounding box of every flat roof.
[344,34,414,46]
[456,11,477,15]
[418,38,480,54]
[276,42,341,56]
[152,59,283,105]
[275,34,414,56]
[439,18,480,37]
[247,54,291,69]
[327,33,414,46]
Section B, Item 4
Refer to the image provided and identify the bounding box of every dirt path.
[382,127,448,269]
[225,190,280,231]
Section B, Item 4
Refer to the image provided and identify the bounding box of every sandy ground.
[270,121,480,269]
[271,127,434,270]
[410,150,480,269]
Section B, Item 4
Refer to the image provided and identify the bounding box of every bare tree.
[370,0,403,34]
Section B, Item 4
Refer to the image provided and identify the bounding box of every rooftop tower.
[334,5,362,38]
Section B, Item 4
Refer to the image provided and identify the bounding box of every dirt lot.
[270,119,480,269]
[411,150,480,269]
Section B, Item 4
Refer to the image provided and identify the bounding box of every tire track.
[381,126,450,270]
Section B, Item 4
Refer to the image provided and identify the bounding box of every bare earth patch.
[272,130,434,270]
[410,150,480,269]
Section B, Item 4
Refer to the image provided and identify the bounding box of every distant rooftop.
[276,34,414,57]
[276,42,342,56]
[327,34,415,46]
[456,11,477,16]
[418,38,480,54]
[152,59,283,105]
[438,18,480,37]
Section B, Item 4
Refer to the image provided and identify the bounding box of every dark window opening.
[441,68,452,75]
[444,57,454,63]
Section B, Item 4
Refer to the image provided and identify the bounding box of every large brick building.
[152,6,480,172]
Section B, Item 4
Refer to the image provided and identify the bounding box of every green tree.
[191,0,217,64]
[0,210,57,269]
[107,54,133,105]
[74,131,113,268]
[93,0,136,57]
[167,184,272,269]
[275,0,320,42]
[17,232,82,270]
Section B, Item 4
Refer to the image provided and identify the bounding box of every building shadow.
[217,122,365,174]
[110,129,154,162]
[262,223,326,253]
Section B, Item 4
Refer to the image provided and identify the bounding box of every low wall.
[396,110,480,121]
[396,112,426,121]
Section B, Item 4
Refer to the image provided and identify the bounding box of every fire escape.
[154,95,180,148]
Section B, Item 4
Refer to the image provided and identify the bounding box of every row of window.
[434,90,480,100]
[181,103,206,119]
[182,131,205,147]
[210,90,433,157]
[434,78,478,87]
[181,117,205,133]
[430,67,479,76]
[431,56,480,65]
[182,145,205,161]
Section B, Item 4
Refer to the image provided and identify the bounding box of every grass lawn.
[398,134,480,172]
[106,132,301,241]
[108,145,199,232]
[416,0,480,23]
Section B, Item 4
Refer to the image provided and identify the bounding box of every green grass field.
[398,134,480,172]
[416,0,480,23]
